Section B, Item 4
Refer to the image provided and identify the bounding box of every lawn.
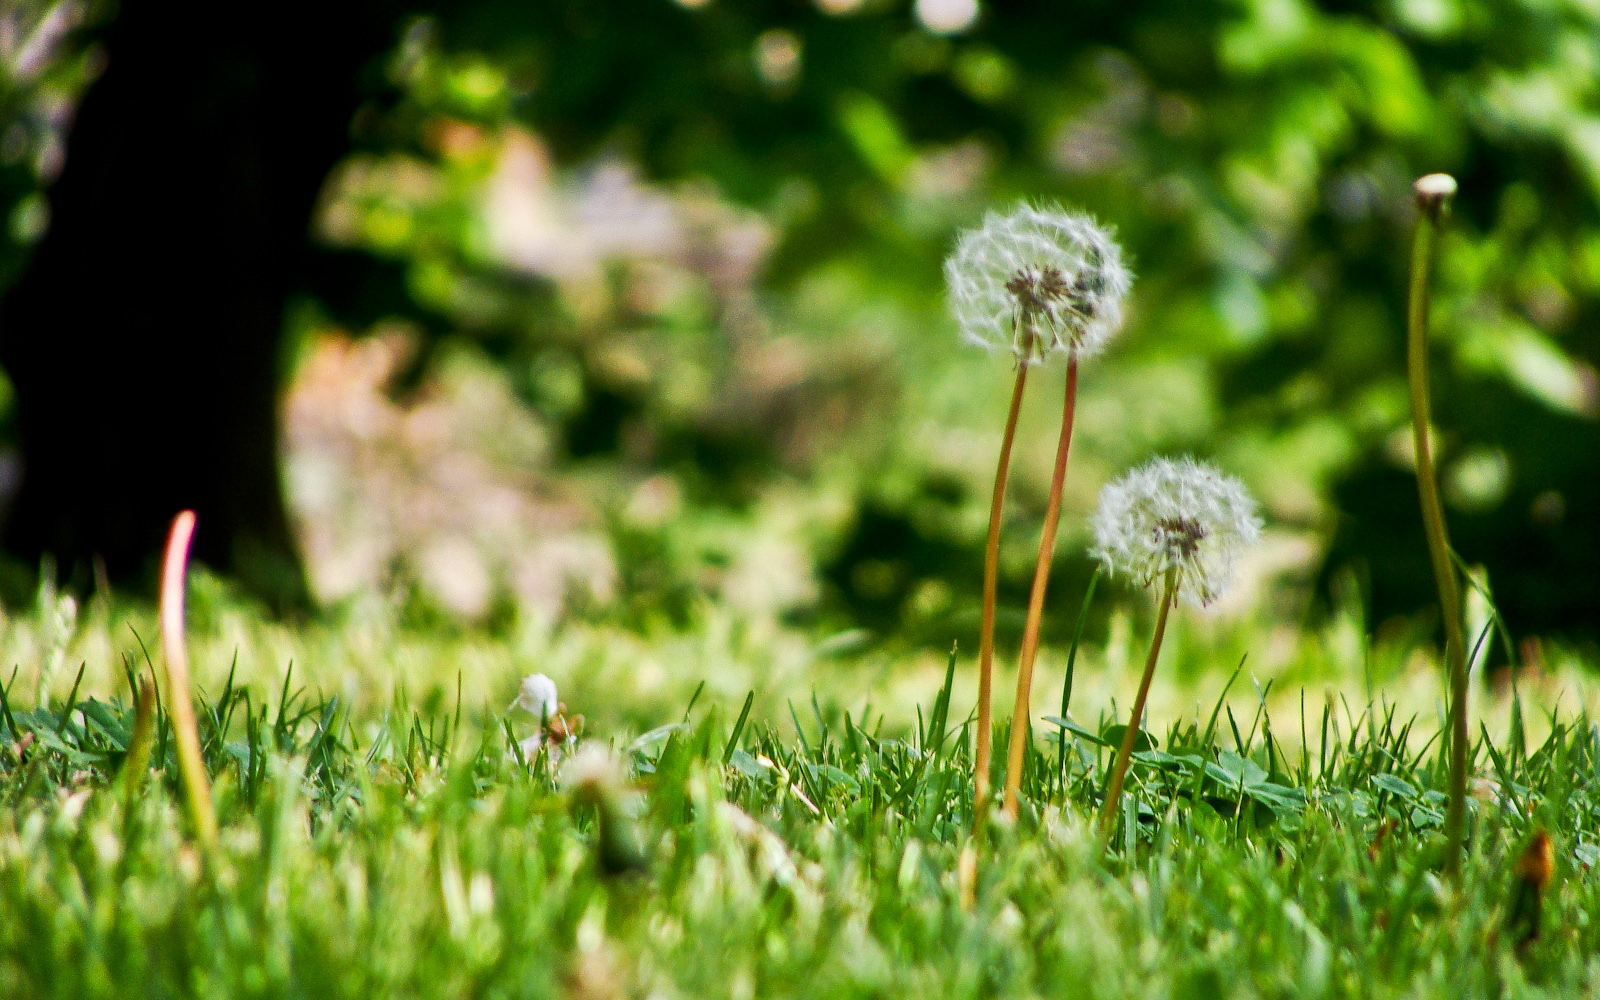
[3,585,1598,999]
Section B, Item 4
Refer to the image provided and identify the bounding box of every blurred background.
[0,0,1595,659]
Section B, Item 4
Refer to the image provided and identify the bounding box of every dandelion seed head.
[1090,456,1261,606]
[945,201,1131,364]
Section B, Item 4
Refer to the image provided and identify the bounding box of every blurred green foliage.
[2,0,1597,642]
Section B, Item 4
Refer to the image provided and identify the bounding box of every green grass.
[3,588,1600,998]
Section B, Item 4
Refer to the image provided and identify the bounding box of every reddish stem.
[160,510,217,850]
[1002,355,1079,820]
[975,362,1029,819]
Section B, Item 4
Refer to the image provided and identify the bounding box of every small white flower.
[510,673,559,718]
[1091,457,1261,606]
[945,201,1131,364]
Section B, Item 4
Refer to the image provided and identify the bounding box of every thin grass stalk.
[121,673,157,811]
[1097,567,1178,843]
[1407,174,1468,875]
[974,361,1029,818]
[1001,354,1079,820]
[1056,564,1102,791]
[159,510,218,851]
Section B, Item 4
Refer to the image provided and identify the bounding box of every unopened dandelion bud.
[1414,173,1457,220]
[1506,829,1553,954]
[1091,457,1261,606]
[945,201,1131,364]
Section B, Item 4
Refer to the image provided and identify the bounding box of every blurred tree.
[0,0,394,605]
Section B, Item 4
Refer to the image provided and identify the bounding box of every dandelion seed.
[945,202,1130,364]
[1090,456,1261,607]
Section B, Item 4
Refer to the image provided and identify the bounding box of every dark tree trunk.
[0,2,391,608]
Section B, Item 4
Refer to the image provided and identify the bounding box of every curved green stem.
[1056,564,1103,791]
[1408,177,1469,876]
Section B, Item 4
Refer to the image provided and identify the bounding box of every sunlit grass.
[3,583,1600,996]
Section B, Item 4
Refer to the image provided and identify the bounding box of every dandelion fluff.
[510,673,559,717]
[945,201,1131,364]
[1091,457,1261,606]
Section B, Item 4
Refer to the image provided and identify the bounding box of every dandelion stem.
[1097,567,1177,844]
[159,510,218,852]
[975,361,1029,820]
[1002,354,1078,820]
[1407,174,1469,876]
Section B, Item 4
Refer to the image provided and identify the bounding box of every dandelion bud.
[1506,828,1553,955]
[1091,457,1261,606]
[1413,173,1457,221]
[945,201,1131,364]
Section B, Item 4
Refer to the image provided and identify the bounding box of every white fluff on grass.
[1091,456,1262,606]
[509,673,562,761]
[510,673,559,718]
[944,201,1131,364]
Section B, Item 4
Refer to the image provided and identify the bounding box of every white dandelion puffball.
[1091,457,1261,606]
[511,673,559,718]
[944,201,1131,364]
